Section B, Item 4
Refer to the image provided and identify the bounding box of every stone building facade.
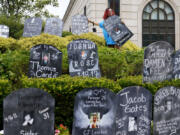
[63,0,180,49]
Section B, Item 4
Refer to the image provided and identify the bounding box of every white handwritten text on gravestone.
[120,92,147,113]
[30,61,58,78]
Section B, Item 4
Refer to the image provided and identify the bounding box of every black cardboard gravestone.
[29,44,62,78]
[72,87,116,135]
[154,86,180,135]
[44,17,63,37]
[116,86,152,135]
[172,50,180,79]
[143,41,174,83]
[71,15,89,35]
[67,39,101,78]
[23,17,42,37]
[104,15,133,46]
[3,88,55,135]
[0,25,9,38]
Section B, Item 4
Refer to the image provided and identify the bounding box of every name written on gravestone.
[72,88,116,135]
[3,88,55,135]
[23,17,42,37]
[0,25,9,38]
[67,39,101,78]
[44,17,63,37]
[143,41,174,82]
[154,86,180,135]
[71,15,89,35]
[104,15,133,46]
[29,44,62,78]
[116,86,152,135]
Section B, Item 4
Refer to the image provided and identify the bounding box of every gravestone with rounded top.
[44,17,63,37]
[172,49,180,79]
[104,15,133,46]
[0,25,9,38]
[29,44,62,78]
[154,86,180,135]
[143,41,174,83]
[23,17,42,37]
[72,87,116,135]
[71,15,89,35]
[3,88,55,135]
[67,39,101,78]
[116,86,152,135]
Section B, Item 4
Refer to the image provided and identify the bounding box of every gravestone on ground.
[23,17,42,37]
[104,15,133,46]
[172,50,180,79]
[154,86,180,135]
[29,44,62,78]
[71,15,89,35]
[72,87,116,135]
[44,17,63,37]
[116,86,152,135]
[0,25,9,38]
[3,88,55,135]
[67,39,101,78]
[143,41,174,83]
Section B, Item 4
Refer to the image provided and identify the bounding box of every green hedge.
[19,75,121,130]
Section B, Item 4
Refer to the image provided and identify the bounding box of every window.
[142,0,175,47]
[108,0,120,16]
[84,6,86,16]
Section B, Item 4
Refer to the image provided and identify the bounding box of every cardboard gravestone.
[71,15,89,35]
[116,86,152,135]
[3,88,55,135]
[143,41,174,83]
[104,15,133,46]
[0,25,9,38]
[172,49,180,79]
[44,17,63,37]
[72,88,116,135]
[29,44,62,78]
[67,39,101,78]
[154,86,180,135]
[23,17,42,37]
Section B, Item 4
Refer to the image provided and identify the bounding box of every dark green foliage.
[62,31,73,37]
[0,15,24,39]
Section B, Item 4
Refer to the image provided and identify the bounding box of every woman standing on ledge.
[88,8,119,49]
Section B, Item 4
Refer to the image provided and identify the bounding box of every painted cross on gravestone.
[71,15,89,35]
[67,39,101,78]
[154,86,180,135]
[143,41,174,83]
[104,15,133,46]
[116,86,152,135]
[0,25,9,38]
[3,88,55,135]
[23,17,42,37]
[44,17,63,37]
[72,87,116,135]
[29,44,62,78]
[172,49,180,79]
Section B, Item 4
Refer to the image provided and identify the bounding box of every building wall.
[63,0,107,36]
[63,0,180,50]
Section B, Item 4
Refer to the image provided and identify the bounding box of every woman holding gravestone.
[88,8,121,49]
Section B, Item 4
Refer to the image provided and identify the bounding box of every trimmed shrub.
[17,34,69,51]
[19,75,121,129]
[0,37,18,53]
[62,31,73,37]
